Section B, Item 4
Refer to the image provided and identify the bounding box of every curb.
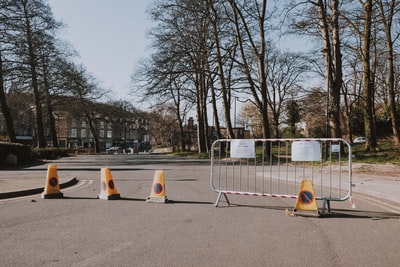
[0,177,79,200]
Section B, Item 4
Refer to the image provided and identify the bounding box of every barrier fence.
[209,138,354,214]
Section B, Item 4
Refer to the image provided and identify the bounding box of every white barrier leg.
[215,192,230,207]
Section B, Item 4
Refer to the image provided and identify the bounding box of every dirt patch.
[352,163,400,177]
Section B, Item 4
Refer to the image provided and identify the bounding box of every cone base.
[292,208,320,217]
[98,193,120,200]
[146,196,168,203]
[41,192,64,199]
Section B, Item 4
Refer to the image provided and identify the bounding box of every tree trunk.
[178,118,185,152]
[46,97,59,148]
[0,51,17,143]
[86,114,100,153]
[210,83,222,139]
[330,0,342,138]
[42,55,59,148]
[378,0,400,145]
[195,71,207,153]
[24,6,46,148]
[229,0,271,143]
[210,2,235,139]
[362,0,377,151]
[317,0,342,138]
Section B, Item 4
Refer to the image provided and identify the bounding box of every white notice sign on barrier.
[291,140,321,161]
[230,139,255,158]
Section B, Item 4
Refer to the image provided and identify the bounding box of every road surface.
[0,154,399,266]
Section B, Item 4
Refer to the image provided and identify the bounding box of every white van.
[353,137,366,144]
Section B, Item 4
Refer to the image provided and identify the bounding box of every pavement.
[0,160,79,199]
[349,163,400,205]
[1,160,400,207]
[0,174,78,199]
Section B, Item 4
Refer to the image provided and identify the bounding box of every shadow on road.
[316,208,400,220]
[62,196,98,200]
[166,199,213,205]
[213,202,400,220]
[120,197,213,205]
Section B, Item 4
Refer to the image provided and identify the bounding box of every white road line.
[352,193,400,214]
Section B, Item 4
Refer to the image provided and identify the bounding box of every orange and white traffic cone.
[294,179,318,213]
[98,167,120,200]
[41,164,63,199]
[146,170,168,203]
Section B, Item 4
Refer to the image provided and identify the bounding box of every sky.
[48,0,154,105]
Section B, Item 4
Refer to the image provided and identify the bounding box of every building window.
[100,121,105,129]
[81,120,87,128]
[71,128,77,138]
[100,129,104,138]
[107,130,112,138]
[81,129,87,138]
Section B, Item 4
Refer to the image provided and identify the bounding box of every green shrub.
[32,147,69,160]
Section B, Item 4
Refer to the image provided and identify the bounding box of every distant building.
[0,92,150,152]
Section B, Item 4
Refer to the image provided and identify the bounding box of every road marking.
[61,179,93,192]
[352,193,400,214]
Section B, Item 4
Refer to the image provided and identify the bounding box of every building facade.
[0,104,150,153]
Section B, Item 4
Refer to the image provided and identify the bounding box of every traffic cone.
[98,167,120,200]
[294,179,318,212]
[146,170,168,203]
[41,164,63,199]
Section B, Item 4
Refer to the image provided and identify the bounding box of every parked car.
[125,147,134,154]
[353,137,366,144]
[106,146,121,154]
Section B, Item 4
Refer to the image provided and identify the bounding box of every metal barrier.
[209,138,354,214]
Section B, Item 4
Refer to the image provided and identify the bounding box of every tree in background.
[265,47,308,138]
[229,0,272,141]
[0,49,17,143]
[360,0,377,151]
[376,0,400,145]
[284,99,302,137]
[300,88,327,138]
[13,0,61,147]
[62,63,108,153]
[289,0,343,138]
[1,0,61,147]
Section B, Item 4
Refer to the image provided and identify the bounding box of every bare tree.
[38,41,61,148]
[132,4,194,151]
[341,53,363,142]
[285,99,302,137]
[289,0,343,138]
[63,63,108,153]
[134,0,216,153]
[0,0,18,143]
[229,0,272,140]
[0,48,17,143]
[207,0,236,139]
[265,47,308,137]
[376,0,400,145]
[300,88,328,137]
[5,0,61,147]
[360,0,377,151]
[318,0,343,138]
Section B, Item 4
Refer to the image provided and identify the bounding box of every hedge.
[0,142,32,165]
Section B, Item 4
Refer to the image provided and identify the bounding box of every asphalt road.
[1,154,400,266]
